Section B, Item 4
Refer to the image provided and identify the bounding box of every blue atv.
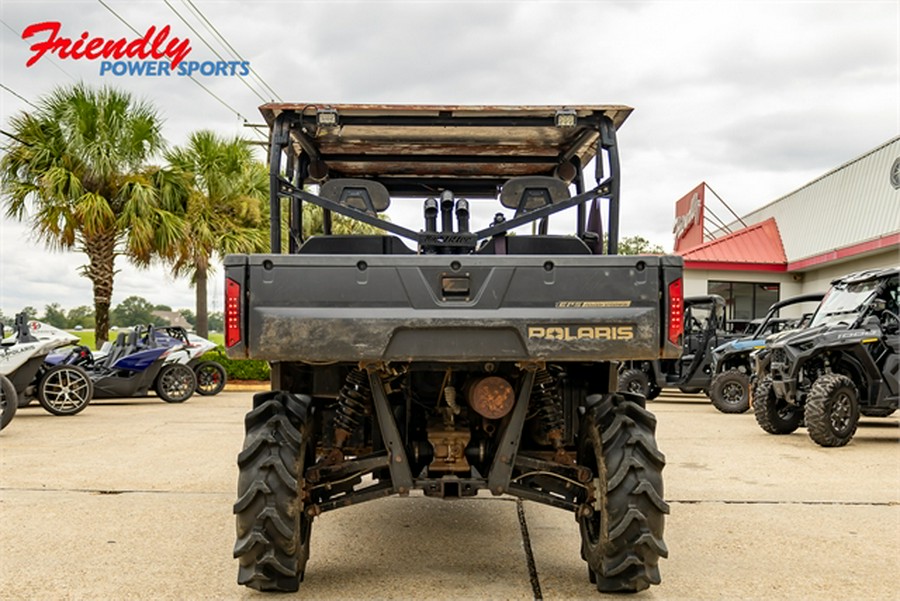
[707,292,824,413]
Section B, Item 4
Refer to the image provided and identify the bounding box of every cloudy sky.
[0,0,897,316]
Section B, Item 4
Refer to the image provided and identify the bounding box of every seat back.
[499,176,571,215]
[319,178,391,215]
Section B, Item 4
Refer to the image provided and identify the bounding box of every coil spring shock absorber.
[326,368,372,464]
[531,368,570,464]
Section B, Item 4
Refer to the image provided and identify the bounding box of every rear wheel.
[0,374,17,431]
[805,374,859,447]
[578,392,668,593]
[194,361,227,396]
[37,364,93,416]
[618,369,650,398]
[155,363,196,403]
[709,369,750,414]
[753,377,802,434]
[235,391,314,592]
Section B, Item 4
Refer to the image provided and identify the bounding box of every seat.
[299,235,414,255]
[476,235,591,255]
[98,332,129,369]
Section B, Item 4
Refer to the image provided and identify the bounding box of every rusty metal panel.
[259,103,632,182]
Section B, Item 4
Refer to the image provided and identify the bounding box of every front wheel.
[709,369,750,414]
[194,361,227,396]
[38,364,93,416]
[155,363,196,403]
[805,374,859,447]
[753,377,802,434]
[235,391,314,591]
[0,374,17,431]
[578,393,669,593]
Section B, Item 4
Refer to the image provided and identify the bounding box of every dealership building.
[674,135,899,324]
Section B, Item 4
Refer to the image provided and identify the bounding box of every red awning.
[680,218,787,272]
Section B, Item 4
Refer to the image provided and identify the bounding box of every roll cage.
[259,104,633,255]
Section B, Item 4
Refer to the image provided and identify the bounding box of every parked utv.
[707,292,824,414]
[618,295,736,399]
[225,104,684,593]
[753,268,898,446]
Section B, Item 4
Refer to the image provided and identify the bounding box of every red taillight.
[668,278,684,345]
[225,277,242,348]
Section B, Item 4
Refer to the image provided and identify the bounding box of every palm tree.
[1,84,184,345]
[164,130,268,338]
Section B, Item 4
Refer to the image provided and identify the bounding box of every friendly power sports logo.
[21,21,249,77]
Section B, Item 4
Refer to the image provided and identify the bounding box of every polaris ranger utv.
[224,104,683,593]
[753,268,898,446]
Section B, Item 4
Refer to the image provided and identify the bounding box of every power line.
[181,0,282,102]
[96,0,266,140]
[162,0,270,104]
[1,128,32,146]
[0,83,38,109]
[0,19,77,82]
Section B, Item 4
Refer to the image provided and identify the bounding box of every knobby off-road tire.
[753,377,802,434]
[37,364,93,416]
[155,363,196,403]
[194,361,227,396]
[805,374,859,447]
[709,369,750,414]
[234,391,314,592]
[578,392,669,593]
[0,374,17,431]
[618,369,650,398]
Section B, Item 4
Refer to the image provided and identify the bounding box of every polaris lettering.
[528,325,634,341]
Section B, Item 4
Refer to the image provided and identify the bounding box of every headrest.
[319,178,391,214]
[500,176,571,213]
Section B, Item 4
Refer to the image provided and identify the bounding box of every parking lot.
[1,388,897,600]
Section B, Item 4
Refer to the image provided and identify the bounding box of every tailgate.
[225,253,683,362]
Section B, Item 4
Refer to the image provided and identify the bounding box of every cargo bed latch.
[441,273,470,300]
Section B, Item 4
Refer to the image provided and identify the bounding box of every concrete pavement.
[1,390,897,600]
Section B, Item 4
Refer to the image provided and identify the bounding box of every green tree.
[179,308,196,327]
[111,295,165,328]
[207,311,224,332]
[0,84,185,346]
[605,234,666,255]
[42,303,69,328]
[20,306,38,321]
[66,306,95,329]
[164,130,268,338]
[300,202,387,237]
